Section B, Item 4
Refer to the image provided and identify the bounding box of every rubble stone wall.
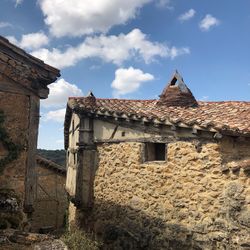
[74,138,250,249]
[0,91,29,230]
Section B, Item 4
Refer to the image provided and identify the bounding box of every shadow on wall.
[76,140,250,250]
[76,198,242,250]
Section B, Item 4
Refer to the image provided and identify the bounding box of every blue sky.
[1,0,250,149]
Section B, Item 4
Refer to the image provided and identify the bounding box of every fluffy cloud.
[155,0,172,8]
[7,32,49,50]
[39,0,151,37]
[199,14,220,31]
[168,46,190,59]
[43,108,66,122]
[111,67,154,97]
[0,22,12,28]
[15,0,23,7]
[32,29,189,68]
[178,9,196,22]
[41,78,83,108]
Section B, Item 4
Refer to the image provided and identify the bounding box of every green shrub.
[61,229,101,250]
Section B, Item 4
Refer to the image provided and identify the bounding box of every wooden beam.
[95,136,175,144]
[96,116,176,136]
[24,95,40,213]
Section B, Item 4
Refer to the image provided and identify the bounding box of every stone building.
[31,156,67,233]
[0,36,60,230]
[65,71,250,249]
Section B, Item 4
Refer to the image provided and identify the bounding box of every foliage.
[61,228,101,250]
[0,111,22,173]
[37,149,66,166]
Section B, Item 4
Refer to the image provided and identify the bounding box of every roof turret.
[157,70,198,107]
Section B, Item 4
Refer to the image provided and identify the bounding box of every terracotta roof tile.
[36,155,66,175]
[68,97,250,136]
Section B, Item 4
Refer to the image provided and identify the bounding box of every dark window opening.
[121,131,126,137]
[72,120,75,135]
[73,153,76,165]
[170,77,177,86]
[144,143,166,161]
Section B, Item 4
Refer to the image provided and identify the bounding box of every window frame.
[142,142,167,163]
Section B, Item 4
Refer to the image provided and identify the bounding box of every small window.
[73,153,77,165]
[121,131,126,137]
[72,120,75,135]
[170,76,177,86]
[144,143,166,162]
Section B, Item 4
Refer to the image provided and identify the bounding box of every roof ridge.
[198,101,250,104]
[65,95,250,149]
[68,97,250,104]
[68,97,157,102]
[97,98,156,102]
[36,155,66,174]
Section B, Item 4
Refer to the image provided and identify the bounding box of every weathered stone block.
[68,138,250,249]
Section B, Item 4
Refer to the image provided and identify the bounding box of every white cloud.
[5,36,17,45]
[7,32,49,50]
[199,14,220,31]
[20,32,49,49]
[41,78,83,123]
[168,46,190,59]
[15,0,23,7]
[43,108,66,122]
[178,9,196,22]
[31,29,189,68]
[155,0,172,9]
[39,0,151,37]
[0,22,12,29]
[111,67,154,97]
[41,78,83,108]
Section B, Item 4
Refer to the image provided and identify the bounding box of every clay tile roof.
[36,155,66,175]
[64,72,250,149]
[68,98,250,134]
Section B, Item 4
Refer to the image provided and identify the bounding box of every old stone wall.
[72,138,250,249]
[31,164,68,233]
[0,91,29,230]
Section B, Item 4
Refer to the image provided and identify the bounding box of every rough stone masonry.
[0,36,60,231]
[65,71,250,249]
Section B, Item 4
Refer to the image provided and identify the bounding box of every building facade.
[65,72,250,249]
[0,36,60,230]
[32,156,67,233]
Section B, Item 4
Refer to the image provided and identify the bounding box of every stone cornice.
[0,36,60,99]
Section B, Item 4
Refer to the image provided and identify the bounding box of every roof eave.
[64,103,74,150]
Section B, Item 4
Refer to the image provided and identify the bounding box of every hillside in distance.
[37,149,66,167]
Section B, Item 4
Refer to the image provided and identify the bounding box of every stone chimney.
[157,70,198,107]
[83,91,96,108]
